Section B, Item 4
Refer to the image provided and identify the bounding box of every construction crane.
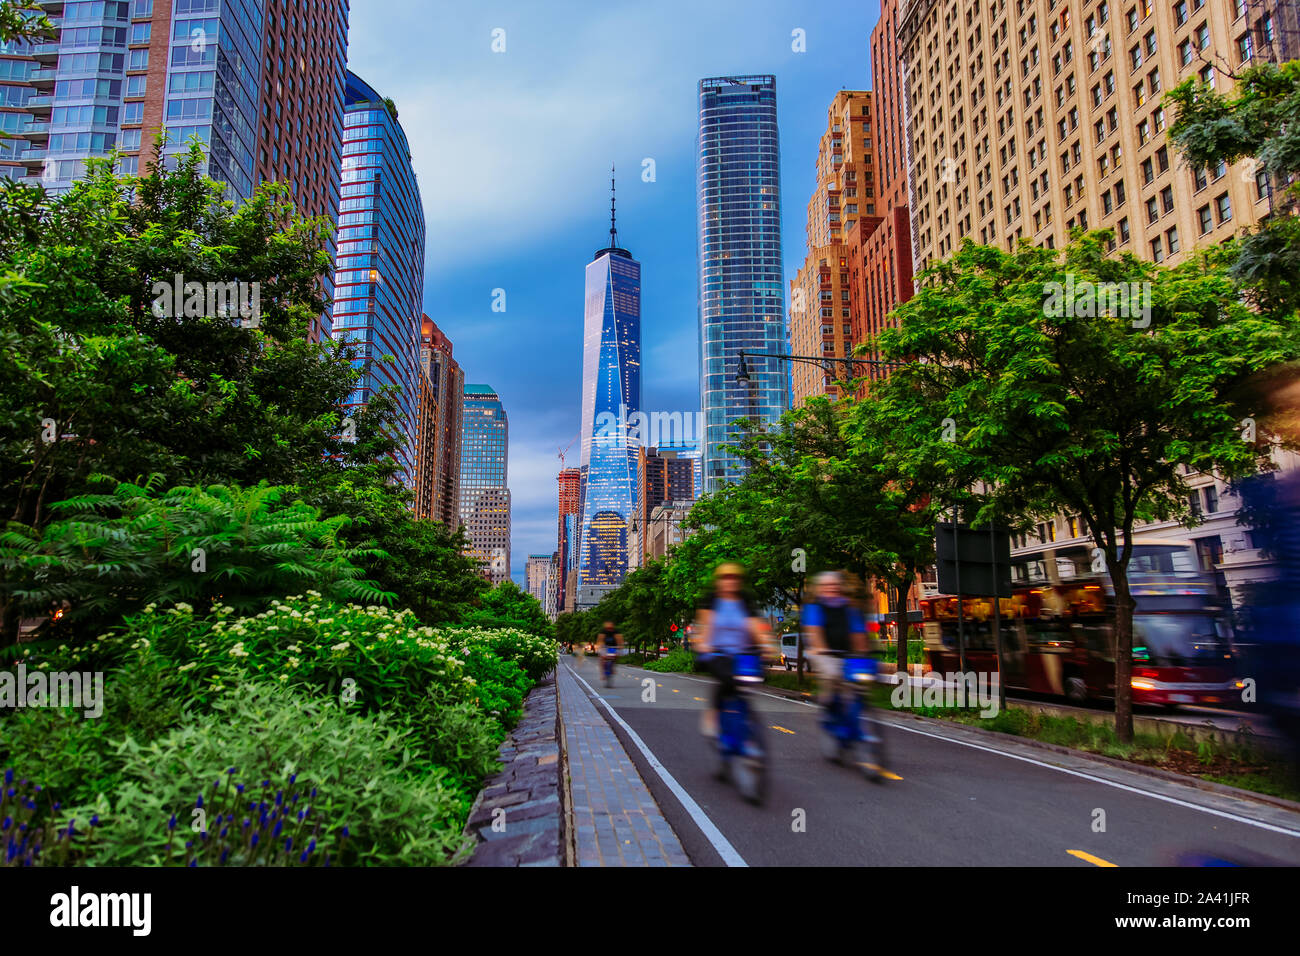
[557,433,579,469]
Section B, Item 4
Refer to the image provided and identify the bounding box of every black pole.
[990,521,1006,710]
[953,509,966,672]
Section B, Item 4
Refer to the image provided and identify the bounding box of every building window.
[1215,192,1232,222]
[1194,535,1222,571]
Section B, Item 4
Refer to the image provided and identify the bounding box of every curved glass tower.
[331,71,425,487]
[696,75,787,493]
[578,176,641,587]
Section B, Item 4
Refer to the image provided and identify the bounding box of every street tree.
[876,232,1300,741]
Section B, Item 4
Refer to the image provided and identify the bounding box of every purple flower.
[250,833,259,847]
[89,815,99,827]
[167,814,177,831]
[196,795,203,809]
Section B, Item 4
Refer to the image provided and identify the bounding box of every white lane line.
[567,661,748,867]
[885,719,1300,839]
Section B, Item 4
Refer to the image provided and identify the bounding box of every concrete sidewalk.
[557,659,691,866]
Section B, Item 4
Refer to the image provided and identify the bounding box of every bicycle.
[713,652,767,805]
[821,656,888,783]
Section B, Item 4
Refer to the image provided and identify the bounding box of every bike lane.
[568,655,1300,867]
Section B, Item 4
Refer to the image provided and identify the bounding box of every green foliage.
[1167,60,1300,315]
[71,681,474,866]
[0,479,394,640]
[642,647,696,673]
[0,145,486,645]
[462,580,554,639]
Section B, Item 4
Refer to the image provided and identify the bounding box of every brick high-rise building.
[895,0,1300,614]
[851,0,916,381]
[790,91,874,406]
[898,0,1276,274]
[414,316,463,526]
[555,466,580,614]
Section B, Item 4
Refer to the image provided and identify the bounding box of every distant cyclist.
[801,571,869,708]
[692,563,772,737]
[597,620,622,686]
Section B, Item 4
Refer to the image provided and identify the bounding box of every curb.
[460,670,566,866]
[753,681,1300,815]
[555,668,577,867]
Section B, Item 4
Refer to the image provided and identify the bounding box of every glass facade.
[459,384,511,585]
[0,0,262,195]
[696,75,788,493]
[158,0,263,198]
[578,242,641,588]
[331,71,425,487]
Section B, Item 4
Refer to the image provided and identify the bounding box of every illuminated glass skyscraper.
[330,71,424,488]
[696,75,787,493]
[578,173,641,587]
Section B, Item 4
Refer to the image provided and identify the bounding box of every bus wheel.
[1065,675,1088,704]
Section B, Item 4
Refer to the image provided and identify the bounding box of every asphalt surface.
[564,654,1300,867]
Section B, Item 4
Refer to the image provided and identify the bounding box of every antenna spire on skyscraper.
[610,163,617,247]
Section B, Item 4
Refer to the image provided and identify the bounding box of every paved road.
[564,654,1300,867]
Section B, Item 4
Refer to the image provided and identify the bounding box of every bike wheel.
[821,728,843,764]
[734,754,766,804]
[860,717,888,783]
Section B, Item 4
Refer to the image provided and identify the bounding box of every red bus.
[920,538,1237,708]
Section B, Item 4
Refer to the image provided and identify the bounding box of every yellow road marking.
[672,688,679,693]
[771,725,796,734]
[858,763,904,781]
[1067,849,1118,867]
[693,697,705,701]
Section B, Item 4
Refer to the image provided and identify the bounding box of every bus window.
[1132,614,1229,666]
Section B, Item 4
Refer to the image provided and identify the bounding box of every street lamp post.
[734,349,908,388]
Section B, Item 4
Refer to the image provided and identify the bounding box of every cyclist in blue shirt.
[693,562,773,737]
[801,571,869,707]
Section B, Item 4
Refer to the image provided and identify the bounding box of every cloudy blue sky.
[348,0,880,581]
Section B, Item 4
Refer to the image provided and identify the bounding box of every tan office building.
[790,91,875,406]
[899,0,1285,274]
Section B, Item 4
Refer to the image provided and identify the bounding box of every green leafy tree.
[0,478,394,640]
[463,580,553,639]
[877,232,1300,740]
[1168,60,1300,316]
[0,144,486,639]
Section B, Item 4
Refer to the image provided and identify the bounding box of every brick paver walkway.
[557,659,691,866]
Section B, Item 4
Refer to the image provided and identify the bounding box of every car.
[779,633,814,672]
